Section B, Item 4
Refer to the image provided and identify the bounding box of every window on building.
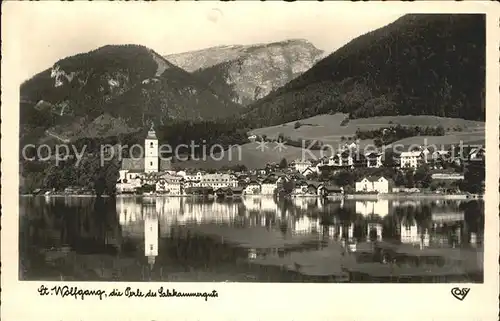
[150,245,153,251]
[150,142,153,148]
[150,162,153,166]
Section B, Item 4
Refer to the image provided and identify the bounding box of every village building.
[293,159,313,174]
[301,166,317,177]
[317,184,344,196]
[116,171,143,194]
[243,180,262,195]
[257,169,268,175]
[431,172,465,181]
[174,171,238,190]
[180,171,203,187]
[303,181,319,195]
[236,177,248,187]
[305,181,323,195]
[292,181,310,195]
[215,186,244,198]
[328,150,354,168]
[156,173,183,195]
[261,180,277,195]
[365,152,383,168]
[326,142,367,169]
[260,174,286,195]
[117,124,172,192]
[430,150,451,169]
[399,151,423,168]
[199,173,238,189]
[400,146,431,168]
[355,176,393,193]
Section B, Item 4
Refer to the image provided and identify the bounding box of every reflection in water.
[144,203,158,269]
[20,196,484,282]
[356,200,389,217]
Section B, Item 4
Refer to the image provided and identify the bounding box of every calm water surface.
[19,196,484,282]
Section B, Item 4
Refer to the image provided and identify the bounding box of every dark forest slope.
[244,14,485,127]
[20,45,241,144]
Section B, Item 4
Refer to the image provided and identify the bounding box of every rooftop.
[357,175,389,183]
[121,158,171,171]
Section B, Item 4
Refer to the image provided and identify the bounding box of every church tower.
[145,122,159,173]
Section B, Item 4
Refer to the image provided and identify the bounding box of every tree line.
[355,124,445,147]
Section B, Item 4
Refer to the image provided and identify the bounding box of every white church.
[116,123,173,193]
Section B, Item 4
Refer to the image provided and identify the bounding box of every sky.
[4,2,407,82]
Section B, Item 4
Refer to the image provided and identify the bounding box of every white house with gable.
[400,146,430,168]
[355,176,392,193]
[400,151,423,168]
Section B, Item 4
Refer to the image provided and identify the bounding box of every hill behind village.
[243,14,486,127]
[20,44,242,146]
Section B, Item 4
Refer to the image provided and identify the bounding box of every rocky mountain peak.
[165,38,325,105]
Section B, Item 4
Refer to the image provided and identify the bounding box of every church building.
[117,123,172,192]
[145,123,159,173]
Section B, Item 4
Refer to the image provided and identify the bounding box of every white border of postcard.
[2,2,499,321]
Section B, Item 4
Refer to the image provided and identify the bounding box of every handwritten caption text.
[37,285,219,301]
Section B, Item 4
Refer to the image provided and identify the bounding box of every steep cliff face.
[20,44,241,144]
[165,45,250,72]
[166,39,325,105]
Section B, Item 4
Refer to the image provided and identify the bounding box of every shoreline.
[20,193,482,200]
[20,194,110,198]
[345,193,480,200]
[380,193,481,200]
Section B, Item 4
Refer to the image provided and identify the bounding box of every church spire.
[147,121,157,140]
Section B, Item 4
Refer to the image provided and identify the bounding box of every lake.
[19,195,484,282]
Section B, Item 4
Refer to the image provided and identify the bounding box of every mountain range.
[165,39,325,105]
[19,14,485,147]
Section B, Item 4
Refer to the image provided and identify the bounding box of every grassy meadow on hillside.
[172,143,326,170]
[249,113,484,146]
[170,113,484,170]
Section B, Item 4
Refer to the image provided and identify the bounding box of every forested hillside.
[244,14,485,127]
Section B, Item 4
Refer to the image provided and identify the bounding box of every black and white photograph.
[16,8,488,283]
[2,2,499,320]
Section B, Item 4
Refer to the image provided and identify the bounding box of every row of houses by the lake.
[115,125,484,197]
[117,169,348,197]
[292,143,484,175]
